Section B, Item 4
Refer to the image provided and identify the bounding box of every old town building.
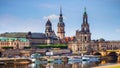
[0,37,29,49]
[68,8,120,53]
[26,8,65,46]
[57,7,65,39]
[26,19,59,46]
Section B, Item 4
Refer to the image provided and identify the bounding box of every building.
[26,19,59,46]
[57,7,65,39]
[68,8,120,53]
[0,37,29,49]
[26,8,65,46]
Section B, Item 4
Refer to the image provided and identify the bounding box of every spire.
[83,7,88,23]
[84,7,86,13]
[60,6,62,16]
[59,6,63,22]
[81,7,90,32]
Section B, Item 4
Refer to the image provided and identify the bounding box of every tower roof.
[84,7,87,15]
[46,19,52,26]
[60,6,62,16]
[58,22,65,27]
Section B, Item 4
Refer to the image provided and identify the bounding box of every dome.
[98,38,105,42]
[28,31,31,35]
[46,19,52,26]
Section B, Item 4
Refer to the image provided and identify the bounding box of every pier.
[0,58,31,65]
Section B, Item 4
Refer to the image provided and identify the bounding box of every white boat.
[53,59,62,64]
[82,55,99,62]
[68,56,82,62]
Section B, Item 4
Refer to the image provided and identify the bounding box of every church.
[68,8,120,54]
[26,8,65,46]
[26,7,120,52]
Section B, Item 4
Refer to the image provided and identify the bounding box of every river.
[0,56,120,68]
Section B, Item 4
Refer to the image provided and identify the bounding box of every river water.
[0,56,120,68]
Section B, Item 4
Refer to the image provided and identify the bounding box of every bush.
[24,46,31,49]
[2,46,13,49]
[36,44,67,49]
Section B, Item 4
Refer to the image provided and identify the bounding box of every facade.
[26,8,65,46]
[57,7,65,39]
[0,37,29,49]
[26,21,59,46]
[76,8,91,53]
[68,8,120,53]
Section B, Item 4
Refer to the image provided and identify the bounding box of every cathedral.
[26,8,65,46]
[68,8,120,53]
[26,7,120,52]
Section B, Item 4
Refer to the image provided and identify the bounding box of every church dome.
[46,19,52,26]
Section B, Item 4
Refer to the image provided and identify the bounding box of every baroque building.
[0,37,29,49]
[76,8,91,52]
[26,8,65,46]
[26,19,59,46]
[68,8,120,53]
[57,7,65,39]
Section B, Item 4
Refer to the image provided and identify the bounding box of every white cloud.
[43,14,59,20]
[43,14,67,20]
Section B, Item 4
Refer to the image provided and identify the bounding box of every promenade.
[93,64,120,68]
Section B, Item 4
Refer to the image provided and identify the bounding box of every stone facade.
[26,19,59,46]
[26,8,65,46]
[68,8,120,53]
[57,7,65,39]
[0,37,29,49]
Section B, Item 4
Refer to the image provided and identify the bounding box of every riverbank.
[93,63,120,68]
[0,58,31,65]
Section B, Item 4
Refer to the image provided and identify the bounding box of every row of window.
[0,42,29,46]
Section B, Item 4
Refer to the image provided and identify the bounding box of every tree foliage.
[36,44,67,49]
[2,46,13,49]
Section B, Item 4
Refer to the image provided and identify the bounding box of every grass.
[108,65,120,68]
[94,64,120,68]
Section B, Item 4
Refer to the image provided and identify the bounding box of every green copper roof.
[18,38,29,42]
[84,7,86,13]
[0,37,29,42]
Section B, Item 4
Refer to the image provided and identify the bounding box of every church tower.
[57,7,65,39]
[81,8,90,33]
[45,19,53,37]
[76,8,91,53]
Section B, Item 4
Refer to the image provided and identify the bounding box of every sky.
[0,0,120,40]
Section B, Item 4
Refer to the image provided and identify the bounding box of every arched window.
[84,36,86,41]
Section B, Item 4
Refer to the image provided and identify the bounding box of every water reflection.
[0,64,29,68]
[0,56,120,68]
[28,61,100,68]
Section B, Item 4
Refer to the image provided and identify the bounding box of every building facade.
[26,20,59,46]
[68,8,120,53]
[26,8,65,46]
[57,7,65,39]
[0,37,29,49]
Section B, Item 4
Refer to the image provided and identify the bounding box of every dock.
[0,58,31,65]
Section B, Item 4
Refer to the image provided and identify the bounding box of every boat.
[82,55,99,62]
[68,56,81,62]
[52,59,62,64]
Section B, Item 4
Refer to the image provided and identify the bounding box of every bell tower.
[81,8,90,33]
[57,7,65,39]
[76,8,91,53]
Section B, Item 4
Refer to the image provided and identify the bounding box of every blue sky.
[0,0,120,40]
